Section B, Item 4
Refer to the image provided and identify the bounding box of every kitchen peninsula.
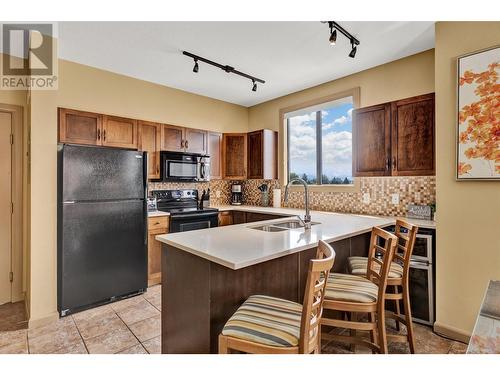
[156,208,396,353]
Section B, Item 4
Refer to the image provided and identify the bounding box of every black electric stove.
[150,189,218,232]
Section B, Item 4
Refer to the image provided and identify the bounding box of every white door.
[0,111,12,304]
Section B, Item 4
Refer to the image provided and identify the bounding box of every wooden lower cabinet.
[218,211,233,226]
[148,216,169,286]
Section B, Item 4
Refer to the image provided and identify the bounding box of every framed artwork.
[456,45,499,180]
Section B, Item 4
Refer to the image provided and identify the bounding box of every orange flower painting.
[457,47,500,180]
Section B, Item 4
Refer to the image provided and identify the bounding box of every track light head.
[329,29,337,45]
[252,80,257,92]
[348,42,357,58]
[193,59,199,73]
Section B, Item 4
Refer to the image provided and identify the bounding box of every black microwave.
[159,151,210,182]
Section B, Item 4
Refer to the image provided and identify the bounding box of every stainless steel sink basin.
[251,225,289,232]
[273,220,319,229]
[250,219,320,232]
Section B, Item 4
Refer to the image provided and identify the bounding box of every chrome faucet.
[284,178,311,229]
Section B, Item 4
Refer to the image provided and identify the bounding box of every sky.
[288,101,353,180]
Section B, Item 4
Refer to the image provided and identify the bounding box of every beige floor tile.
[142,336,161,354]
[115,299,159,326]
[110,295,145,313]
[72,304,114,324]
[0,338,28,354]
[143,285,161,299]
[117,343,148,354]
[128,315,161,342]
[0,329,27,348]
[53,340,88,354]
[84,327,139,354]
[28,322,82,354]
[448,341,468,354]
[28,316,75,340]
[75,311,127,340]
[145,294,161,311]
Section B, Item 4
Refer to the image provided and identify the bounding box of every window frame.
[281,88,360,191]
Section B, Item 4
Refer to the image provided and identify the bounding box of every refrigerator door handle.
[64,201,76,204]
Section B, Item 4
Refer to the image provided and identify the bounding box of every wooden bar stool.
[347,220,418,353]
[218,241,335,354]
[320,227,397,354]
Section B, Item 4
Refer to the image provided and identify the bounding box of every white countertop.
[148,210,170,218]
[156,207,395,269]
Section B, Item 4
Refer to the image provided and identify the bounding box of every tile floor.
[0,284,467,354]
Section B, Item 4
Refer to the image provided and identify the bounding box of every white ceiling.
[58,22,435,107]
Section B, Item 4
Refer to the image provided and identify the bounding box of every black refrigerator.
[57,144,148,316]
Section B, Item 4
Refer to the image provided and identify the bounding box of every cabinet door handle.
[386,157,390,171]
[181,139,185,148]
[392,156,397,171]
[103,129,106,142]
[185,140,189,149]
[97,129,101,140]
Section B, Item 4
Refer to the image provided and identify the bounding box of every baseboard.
[434,321,471,344]
[28,311,59,329]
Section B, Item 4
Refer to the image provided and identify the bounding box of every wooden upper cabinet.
[352,93,435,177]
[353,103,391,177]
[391,93,435,176]
[184,128,208,154]
[222,133,247,180]
[247,129,278,179]
[58,108,102,146]
[161,124,184,152]
[208,132,222,179]
[102,115,138,149]
[138,121,161,179]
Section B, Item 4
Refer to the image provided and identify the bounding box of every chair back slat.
[394,220,418,280]
[366,227,397,299]
[299,240,335,353]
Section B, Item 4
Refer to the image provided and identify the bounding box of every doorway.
[0,104,23,306]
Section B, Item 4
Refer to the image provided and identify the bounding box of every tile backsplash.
[148,176,435,217]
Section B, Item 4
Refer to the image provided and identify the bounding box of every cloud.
[322,107,353,131]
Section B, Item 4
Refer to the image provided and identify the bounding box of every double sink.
[250,219,320,232]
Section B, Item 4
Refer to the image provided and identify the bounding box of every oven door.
[169,212,219,233]
[412,234,433,263]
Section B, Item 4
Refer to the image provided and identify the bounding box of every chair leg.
[402,286,416,354]
[393,285,401,332]
[349,312,357,352]
[219,334,229,354]
[318,325,322,354]
[377,308,388,354]
[368,312,377,354]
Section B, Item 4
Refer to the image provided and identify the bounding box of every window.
[286,96,354,185]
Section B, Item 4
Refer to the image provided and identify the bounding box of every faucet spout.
[284,178,311,229]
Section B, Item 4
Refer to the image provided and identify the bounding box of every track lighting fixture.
[322,21,360,58]
[349,41,357,58]
[329,28,337,45]
[183,51,265,92]
[252,80,257,92]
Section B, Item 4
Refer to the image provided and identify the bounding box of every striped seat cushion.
[348,256,404,279]
[325,273,379,303]
[221,295,302,347]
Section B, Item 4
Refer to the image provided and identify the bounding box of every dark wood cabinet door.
[218,211,233,226]
[245,212,286,223]
[222,133,247,180]
[139,121,161,179]
[232,211,246,224]
[391,93,435,176]
[208,132,222,179]
[247,129,278,179]
[102,115,138,149]
[161,124,185,152]
[58,108,102,146]
[185,128,208,154]
[352,103,391,177]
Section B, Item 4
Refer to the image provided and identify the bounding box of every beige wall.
[248,49,435,131]
[28,59,248,324]
[434,22,500,337]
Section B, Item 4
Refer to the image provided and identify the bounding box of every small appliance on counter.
[258,183,269,206]
[231,183,243,205]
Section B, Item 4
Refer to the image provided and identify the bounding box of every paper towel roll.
[273,189,281,208]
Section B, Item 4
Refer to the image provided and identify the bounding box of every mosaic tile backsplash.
[148,176,435,217]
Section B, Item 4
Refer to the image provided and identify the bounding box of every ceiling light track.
[322,21,360,58]
[183,51,265,92]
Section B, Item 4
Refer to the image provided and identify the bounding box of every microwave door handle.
[200,162,206,179]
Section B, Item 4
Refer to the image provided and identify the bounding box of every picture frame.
[456,45,499,181]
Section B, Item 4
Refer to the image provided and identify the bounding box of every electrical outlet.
[216,190,221,198]
[362,193,370,204]
[391,193,400,205]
